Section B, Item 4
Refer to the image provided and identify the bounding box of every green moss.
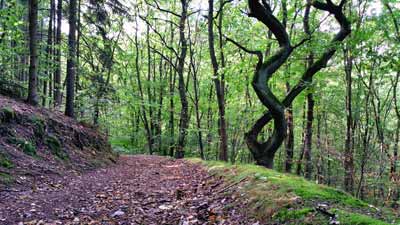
[0,172,13,184]
[188,158,391,224]
[192,159,367,207]
[0,107,16,123]
[274,207,314,221]
[8,137,36,156]
[45,135,68,160]
[30,115,45,138]
[0,153,13,169]
[336,210,390,225]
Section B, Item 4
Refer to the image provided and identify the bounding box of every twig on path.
[216,177,248,194]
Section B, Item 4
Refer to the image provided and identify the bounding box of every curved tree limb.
[244,0,351,168]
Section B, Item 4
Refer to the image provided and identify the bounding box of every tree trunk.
[134,9,153,155]
[389,71,400,207]
[208,0,228,161]
[297,103,307,175]
[316,114,324,183]
[27,0,39,106]
[188,20,205,160]
[43,0,55,107]
[343,46,355,193]
[303,0,314,180]
[65,0,77,117]
[303,92,314,179]
[241,0,350,169]
[53,0,62,107]
[175,0,189,159]
[285,83,294,172]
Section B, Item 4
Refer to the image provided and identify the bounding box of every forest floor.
[0,155,255,225]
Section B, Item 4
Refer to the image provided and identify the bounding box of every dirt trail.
[0,155,254,224]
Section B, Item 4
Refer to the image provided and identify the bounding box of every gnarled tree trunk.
[236,0,351,168]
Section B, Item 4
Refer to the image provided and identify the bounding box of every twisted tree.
[230,0,351,168]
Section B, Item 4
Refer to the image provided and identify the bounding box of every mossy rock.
[7,137,36,156]
[0,152,13,169]
[0,107,16,123]
[45,135,68,160]
[29,116,46,139]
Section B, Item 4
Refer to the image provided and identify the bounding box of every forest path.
[0,155,252,224]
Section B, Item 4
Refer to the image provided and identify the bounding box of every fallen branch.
[216,177,248,194]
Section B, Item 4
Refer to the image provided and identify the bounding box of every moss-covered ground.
[188,159,399,225]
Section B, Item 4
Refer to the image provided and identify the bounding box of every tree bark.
[134,8,153,155]
[240,0,350,169]
[27,0,39,106]
[65,0,77,117]
[175,0,189,159]
[343,45,355,193]
[285,83,294,173]
[43,0,55,108]
[208,0,228,161]
[303,0,314,180]
[53,0,62,107]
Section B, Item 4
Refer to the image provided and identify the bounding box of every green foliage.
[30,115,45,139]
[44,135,68,160]
[8,137,36,156]
[0,107,16,123]
[110,136,134,152]
[0,172,13,184]
[0,152,13,169]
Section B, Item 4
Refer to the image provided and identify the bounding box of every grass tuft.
[8,137,36,156]
[0,107,16,123]
[0,172,13,184]
[0,152,13,169]
[30,115,46,139]
[45,135,68,160]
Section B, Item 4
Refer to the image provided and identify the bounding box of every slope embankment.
[0,95,117,190]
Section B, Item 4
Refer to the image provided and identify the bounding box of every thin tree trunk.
[134,9,153,155]
[343,45,355,193]
[316,114,323,183]
[43,0,55,107]
[188,19,205,160]
[389,71,400,206]
[53,0,62,107]
[175,0,189,159]
[303,0,314,180]
[208,0,228,161]
[297,103,307,175]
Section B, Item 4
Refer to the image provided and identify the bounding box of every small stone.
[159,204,173,210]
[111,209,125,217]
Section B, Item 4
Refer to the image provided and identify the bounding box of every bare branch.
[139,15,179,58]
[145,0,182,18]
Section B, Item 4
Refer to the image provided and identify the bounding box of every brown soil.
[0,155,255,224]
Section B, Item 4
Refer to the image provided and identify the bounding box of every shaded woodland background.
[0,0,399,208]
